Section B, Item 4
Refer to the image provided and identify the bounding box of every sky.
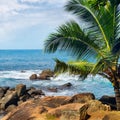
[0,0,72,49]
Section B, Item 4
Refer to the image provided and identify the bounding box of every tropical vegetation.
[44,0,120,110]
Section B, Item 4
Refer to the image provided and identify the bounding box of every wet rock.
[38,69,54,80]
[15,84,26,97]
[28,89,45,97]
[0,91,19,110]
[59,82,72,89]
[0,88,5,99]
[99,95,116,110]
[29,74,37,80]
[47,87,58,92]
[70,93,95,103]
[21,70,26,73]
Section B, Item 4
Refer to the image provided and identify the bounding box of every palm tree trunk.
[114,82,120,111]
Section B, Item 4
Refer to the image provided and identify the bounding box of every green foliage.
[44,0,120,79]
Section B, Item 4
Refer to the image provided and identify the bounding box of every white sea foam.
[0,70,114,98]
[0,70,41,79]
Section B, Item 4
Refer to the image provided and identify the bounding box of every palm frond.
[44,21,104,59]
[54,59,95,78]
[112,4,120,54]
[65,0,111,50]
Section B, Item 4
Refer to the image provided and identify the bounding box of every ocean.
[0,49,114,99]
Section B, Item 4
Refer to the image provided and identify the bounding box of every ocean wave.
[0,70,114,98]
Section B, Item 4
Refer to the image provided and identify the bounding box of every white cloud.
[0,0,73,46]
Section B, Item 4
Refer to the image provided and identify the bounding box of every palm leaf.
[112,4,120,54]
[44,21,104,59]
[65,0,111,50]
[54,59,95,78]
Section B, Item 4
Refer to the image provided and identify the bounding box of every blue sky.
[0,0,72,49]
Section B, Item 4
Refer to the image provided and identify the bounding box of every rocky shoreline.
[0,82,119,120]
[0,69,119,120]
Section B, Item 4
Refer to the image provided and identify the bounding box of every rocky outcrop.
[0,84,44,112]
[29,69,54,80]
[0,84,118,120]
[15,84,26,97]
[1,92,112,120]
[0,91,18,110]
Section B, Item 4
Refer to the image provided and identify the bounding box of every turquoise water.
[0,49,114,98]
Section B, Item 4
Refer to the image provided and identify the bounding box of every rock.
[15,84,26,97]
[102,112,120,120]
[19,93,31,102]
[27,87,36,92]
[0,88,5,99]
[21,70,26,73]
[2,87,9,94]
[99,95,116,110]
[59,82,72,89]
[29,74,37,80]
[28,89,45,97]
[6,105,17,112]
[0,91,19,110]
[87,100,111,114]
[38,69,54,80]
[70,93,95,103]
[47,87,58,92]
[0,87,9,99]
[48,103,84,119]
[1,100,48,120]
[79,104,90,120]
[37,96,71,108]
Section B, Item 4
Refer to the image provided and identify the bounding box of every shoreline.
[0,83,117,120]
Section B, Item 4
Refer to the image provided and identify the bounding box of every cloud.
[0,0,73,48]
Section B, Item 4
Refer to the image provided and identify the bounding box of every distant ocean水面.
[0,49,114,98]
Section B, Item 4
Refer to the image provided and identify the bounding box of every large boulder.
[0,91,19,110]
[70,93,95,103]
[15,84,26,97]
[29,74,37,80]
[38,69,54,80]
[99,95,116,110]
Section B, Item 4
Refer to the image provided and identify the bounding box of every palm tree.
[44,0,120,110]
